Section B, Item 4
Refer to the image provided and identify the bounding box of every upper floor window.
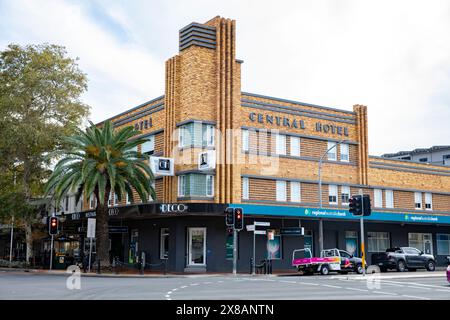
[203,124,215,147]
[290,181,301,202]
[141,135,155,155]
[290,136,300,157]
[419,157,428,162]
[425,193,432,210]
[414,192,422,209]
[242,129,249,152]
[340,143,349,162]
[108,192,118,207]
[374,189,383,208]
[385,190,394,208]
[179,123,216,149]
[276,180,287,202]
[126,192,131,205]
[65,196,70,212]
[89,195,97,209]
[341,186,350,206]
[327,142,337,161]
[178,174,214,198]
[242,177,249,200]
[328,185,338,204]
[275,134,286,155]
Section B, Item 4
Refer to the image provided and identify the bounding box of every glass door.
[188,228,206,266]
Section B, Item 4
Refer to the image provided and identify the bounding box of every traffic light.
[225,207,234,226]
[349,195,371,216]
[49,216,59,235]
[234,207,244,230]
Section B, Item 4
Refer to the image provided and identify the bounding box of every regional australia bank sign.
[248,112,349,137]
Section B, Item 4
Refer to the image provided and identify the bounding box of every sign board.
[280,227,304,236]
[246,224,255,231]
[149,156,174,176]
[87,218,96,238]
[254,230,267,235]
[198,150,216,170]
[108,226,129,233]
[254,221,270,226]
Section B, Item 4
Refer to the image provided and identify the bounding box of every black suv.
[371,247,436,272]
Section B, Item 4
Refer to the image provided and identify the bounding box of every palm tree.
[45,121,155,267]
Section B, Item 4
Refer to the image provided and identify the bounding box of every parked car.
[371,247,436,272]
[338,249,366,274]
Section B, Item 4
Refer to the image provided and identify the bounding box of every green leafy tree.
[45,121,155,267]
[0,43,89,262]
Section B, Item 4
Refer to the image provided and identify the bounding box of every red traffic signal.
[234,208,244,230]
[49,217,59,235]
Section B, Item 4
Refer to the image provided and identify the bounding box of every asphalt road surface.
[0,270,449,300]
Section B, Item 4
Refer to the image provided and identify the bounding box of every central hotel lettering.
[60,16,450,272]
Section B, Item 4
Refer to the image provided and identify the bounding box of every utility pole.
[9,216,14,266]
[359,189,366,276]
[233,229,237,275]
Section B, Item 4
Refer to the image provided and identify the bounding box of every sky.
[1,0,449,156]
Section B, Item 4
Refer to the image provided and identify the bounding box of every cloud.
[1,0,450,155]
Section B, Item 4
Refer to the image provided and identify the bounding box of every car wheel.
[320,265,330,275]
[356,264,363,274]
[426,260,436,271]
[397,260,406,272]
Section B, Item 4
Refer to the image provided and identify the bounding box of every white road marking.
[407,285,431,290]
[401,295,431,300]
[301,282,319,286]
[280,280,297,284]
[165,295,170,298]
[373,291,398,296]
[190,283,198,286]
[172,288,177,291]
[321,284,342,289]
[180,285,187,288]
[379,282,404,287]
[217,281,224,283]
[436,289,450,293]
[377,279,447,289]
[345,287,369,292]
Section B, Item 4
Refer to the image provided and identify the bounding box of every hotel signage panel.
[248,112,349,137]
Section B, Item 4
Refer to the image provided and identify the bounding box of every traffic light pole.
[233,229,237,275]
[359,189,366,276]
[50,234,54,270]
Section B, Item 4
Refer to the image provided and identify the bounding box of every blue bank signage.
[231,204,450,225]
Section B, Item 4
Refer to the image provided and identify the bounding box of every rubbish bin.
[54,253,66,270]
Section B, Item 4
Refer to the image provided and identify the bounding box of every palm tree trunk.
[95,203,111,267]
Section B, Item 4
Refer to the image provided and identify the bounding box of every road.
[0,270,449,300]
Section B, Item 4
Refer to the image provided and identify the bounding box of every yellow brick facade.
[87,16,450,219]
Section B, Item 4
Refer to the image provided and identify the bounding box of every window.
[437,234,450,255]
[242,177,249,200]
[203,125,215,147]
[409,233,433,254]
[178,175,186,197]
[340,143,349,162]
[160,228,169,259]
[275,134,286,155]
[178,174,215,198]
[443,154,450,165]
[327,141,337,161]
[374,189,383,208]
[242,129,249,152]
[179,126,187,148]
[385,190,394,208]
[89,195,97,209]
[65,196,69,212]
[328,185,338,204]
[290,136,300,157]
[367,232,390,252]
[425,193,432,210]
[290,181,301,202]
[206,175,214,197]
[141,135,155,155]
[126,193,131,205]
[341,186,350,206]
[419,157,428,162]
[276,180,287,202]
[108,192,118,207]
[414,192,422,209]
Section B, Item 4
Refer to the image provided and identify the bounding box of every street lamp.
[317,139,348,253]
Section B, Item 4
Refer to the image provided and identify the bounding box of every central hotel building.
[66,16,450,272]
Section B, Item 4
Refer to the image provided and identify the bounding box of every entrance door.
[187,228,206,266]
